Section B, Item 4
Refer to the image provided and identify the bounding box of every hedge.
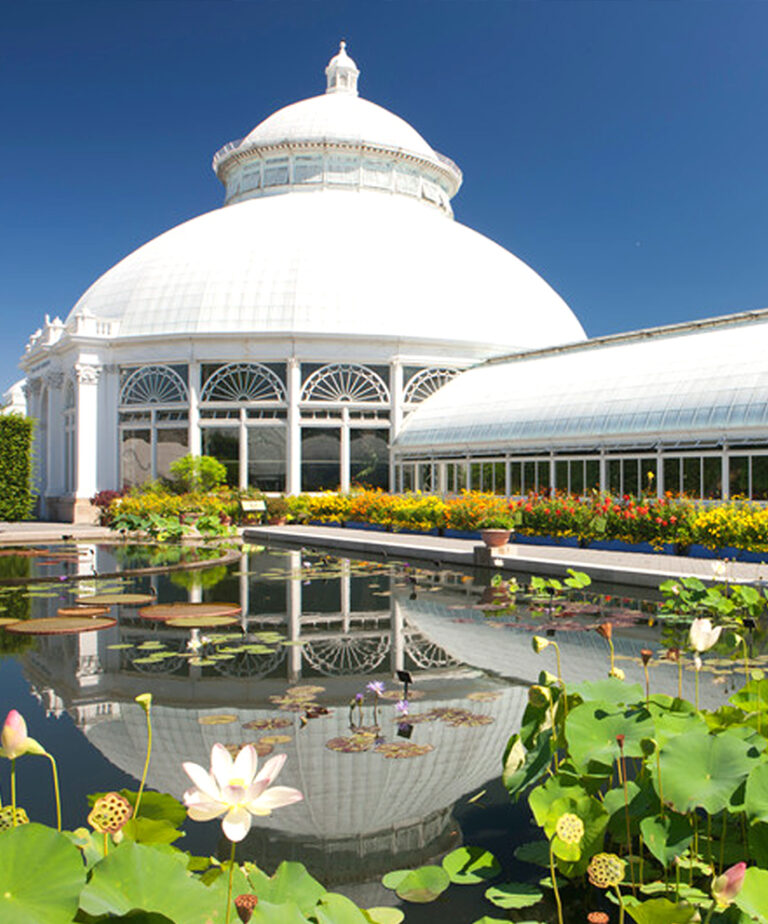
[0,415,35,521]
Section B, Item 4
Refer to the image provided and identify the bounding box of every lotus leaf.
[362,908,405,924]
[484,881,543,909]
[249,899,311,923]
[442,846,501,884]
[565,700,652,771]
[639,812,693,866]
[244,860,326,913]
[513,840,550,868]
[734,866,768,919]
[625,898,697,923]
[387,865,450,903]
[314,893,370,924]
[503,729,553,799]
[654,729,761,814]
[80,841,240,921]
[0,823,86,924]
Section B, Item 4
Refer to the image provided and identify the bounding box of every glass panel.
[703,457,722,499]
[683,457,701,497]
[482,462,494,492]
[571,460,584,495]
[536,461,550,493]
[730,456,749,498]
[608,459,621,495]
[418,463,434,493]
[156,428,188,481]
[752,456,768,500]
[202,427,239,487]
[121,429,151,489]
[402,464,414,492]
[456,463,467,492]
[586,460,600,492]
[301,428,340,492]
[493,462,506,495]
[642,459,657,496]
[664,457,680,496]
[523,462,535,495]
[623,459,639,496]
[470,462,482,491]
[509,462,522,495]
[350,429,389,490]
[555,460,568,493]
[247,426,286,492]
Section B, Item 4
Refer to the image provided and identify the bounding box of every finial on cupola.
[325,40,360,95]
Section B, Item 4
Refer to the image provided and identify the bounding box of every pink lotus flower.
[0,710,45,760]
[182,744,303,842]
[712,861,747,907]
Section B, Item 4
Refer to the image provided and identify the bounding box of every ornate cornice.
[74,363,102,386]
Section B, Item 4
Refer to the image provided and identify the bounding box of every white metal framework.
[120,366,188,406]
[301,364,389,403]
[201,363,286,403]
[403,368,458,404]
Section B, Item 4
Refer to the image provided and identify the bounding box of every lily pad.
[383,866,450,903]
[625,898,697,923]
[197,714,238,725]
[362,909,404,924]
[259,734,292,745]
[6,616,116,635]
[375,742,434,759]
[139,602,242,621]
[165,615,239,628]
[0,618,20,627]
[242,717,292,730]
[75,593,155,605]
[484,882,543,909]
[57,605,110,617]
[442,846,501,884]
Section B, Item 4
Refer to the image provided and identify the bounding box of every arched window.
[120,366,188,406]
[201,363,286,402]
[301,363,389,403]
[403,367,459,404]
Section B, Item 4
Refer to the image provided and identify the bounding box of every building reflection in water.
[20,546,529,899]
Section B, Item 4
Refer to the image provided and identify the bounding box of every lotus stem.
[695,666,700,712]
[45,751,62,831]
[10,758,16,827]
[742,637,750,689]
[134,702,153,820]
[703,901,716,924]
[706,813,713,870]
[618,739,637,896]
[643,664,650,704]
[226,840,236,924]
[614,884,625,924]
[719,811,727,874]
[638,833,644,885]
[552,642,567,720]
[656,747,665,820]
[678,658,683,700]
[103,831,109,856]
[609,637,615,673]
[548,838,564,924]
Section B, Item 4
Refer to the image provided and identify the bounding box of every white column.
[239,408,248,491]
[340,406,350,492]
[722,448,730,501]
[74,363,101,498]
[389,361,404,491]
[656,449,664,498]
[45,374,64,496]
[340,558,351,633]
[599,452,607,494]
[286,550,302,682]
[286,359,301,494]
[390,596,405,675]
[188,361,201,456]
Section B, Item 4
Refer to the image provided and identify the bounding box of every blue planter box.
[444,528,481,540]
[514,534,580,549]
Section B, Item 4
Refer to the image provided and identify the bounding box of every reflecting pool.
[0,543,751,920]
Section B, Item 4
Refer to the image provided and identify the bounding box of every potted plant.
[477,513,513,548]
[266,495,290,526]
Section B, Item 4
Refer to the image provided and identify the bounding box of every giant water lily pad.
[0,617,20,627]
[242,717,292,730]
[6,616,116,635]
[139,602,241,621]
[0,823,86,924]
[57,605,110,617]
[198,714,238,725]
[375,742,434,759]
[655,729,761,814]
[76,593,155,605]
[326,735,375,753]
[165,615,239,628]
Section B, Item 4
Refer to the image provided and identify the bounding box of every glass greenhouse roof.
[394,311,768,453]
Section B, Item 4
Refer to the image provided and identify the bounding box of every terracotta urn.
[480,528,512,548]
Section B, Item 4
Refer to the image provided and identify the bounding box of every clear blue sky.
[3,1,768,392]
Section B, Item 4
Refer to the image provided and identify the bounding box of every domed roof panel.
[242,92,437,159]
[68,190,586,350]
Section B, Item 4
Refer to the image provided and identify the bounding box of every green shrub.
[0,415,35,521]
[168,455,227,493]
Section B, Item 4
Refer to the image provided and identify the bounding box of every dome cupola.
[325,40,359,95]
[212,43,462,215]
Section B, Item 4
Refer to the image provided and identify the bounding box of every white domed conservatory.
[20,43,585,522]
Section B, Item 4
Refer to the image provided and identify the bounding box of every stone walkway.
[0,521,114,544]
[244,523,768,589]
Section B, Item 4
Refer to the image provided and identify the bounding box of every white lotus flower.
[689,617,722,653]
[182,744,303,842]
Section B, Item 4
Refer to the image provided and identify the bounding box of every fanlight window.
[201,363,286,403]
[403,368,459,404]
[120,366,188,406]
[301,364,389,403]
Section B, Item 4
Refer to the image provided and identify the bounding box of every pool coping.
[243,523,768,589]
